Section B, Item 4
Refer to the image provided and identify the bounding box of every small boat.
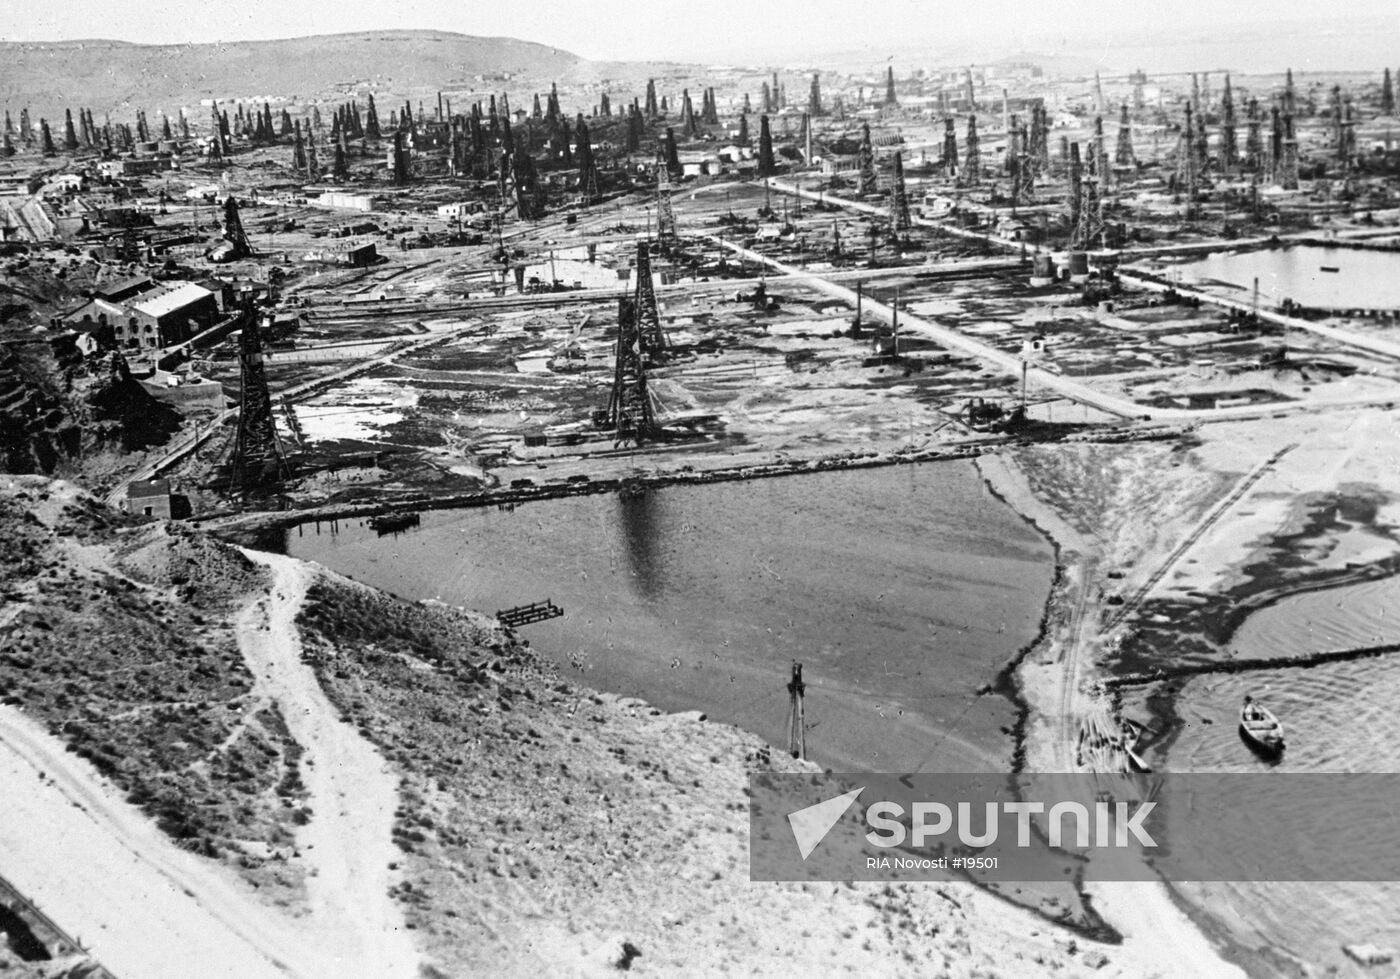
[368,511,421,536]
[1239,695,1285,755]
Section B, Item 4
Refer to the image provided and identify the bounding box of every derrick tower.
[1220,75,1237,175]
[1114,103,1135,168]
[959,115,981,187]
[1010,118,1035,207]
[656,166,677,248]
[890,151,911,231]
[1071,146,1105,250]
[231,310,289,491]
[223,196,252,259]
[856,123,878,194]
[1280,113,1300,189]
[1093,115,1112,191]
[941,116,958,179]
[601,243,668,442]
[1066,141,1082,233]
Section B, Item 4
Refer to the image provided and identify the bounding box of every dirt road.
[237,550,419,979]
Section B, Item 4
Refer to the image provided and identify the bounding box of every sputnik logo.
[787,786,864,860]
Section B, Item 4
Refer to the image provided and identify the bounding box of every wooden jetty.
[496,599,564,627]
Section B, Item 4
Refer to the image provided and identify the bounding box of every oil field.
[3,6,1400,978]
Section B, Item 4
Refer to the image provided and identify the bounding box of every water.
[286,462,1055,774]
[1165,574,1400,976]
[1175,246,1400,311]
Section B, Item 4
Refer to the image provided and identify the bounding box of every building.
[300,240,378,267]
[312,191,377,212]
[125,282,220,347]
[0,196,87,241]
[437,201,483,221]
[126,479,173,519]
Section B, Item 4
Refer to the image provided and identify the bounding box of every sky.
[1,0,1396,67]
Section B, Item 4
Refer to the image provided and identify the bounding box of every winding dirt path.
[237,549,419,979]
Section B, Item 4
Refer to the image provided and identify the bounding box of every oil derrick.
[62,109,78,151]
[1072,147,1106,249]
[958,114,981,187]
[1094,71,1105,117]
[163,113,174,140]
[631,241,668,355]
[1191,73,1201,116]
[18,108,31,146]
[1175,112,1199,214]
[136,110,150,144]
[513,151,547,220]
[760,82,772,114]
[645,79,659,119]
[662,126,683,180]
[656,166,677,247]
[884,66,898,106]
[1,131,11,158]
[1280,114,1300,190]
[1132,69,1147,111]
[856,122,877,194]
[1093,115,1112,191]
[40,119,55,155]
[706,88,720,124]
[332,129,350,181]
[890,151,911,230]
[600,92,613,117]
[680,89,696,135]
[1066,141,1083,233]
[808,73,823,116]
[1192,102,1209,177]
[964,68,976,111]
[1010,119,1035,207]
[364,94,381,139]
[737,113,750,145]
[603,297,658,442]
[391,131,410,184]
[941,116,958,178]
[210,102,229,157]
[1219,75,1237,175]
[576,115,599,202]
[279,109,292,138]
[1029,104,1049,177]
[306,134,319,179]
[231,310,289,492]
[626,103,643,153]
[1115,103,1135,167]
[179,108,189,139]
[1269,104,1283,181]
[1383,69,1395,116]
[292,121,306,170]
[757,115,776,176]
[223,196,253,258]
[546,83,561,126]
[1244,98,1263,170]
[1283,69,1297,118]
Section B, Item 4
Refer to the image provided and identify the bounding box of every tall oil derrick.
[656,166,677,247]
[63,109,78,151]
[1192,102,1210,177]
[941,116,959,178]
[1010,119,1035,207]
[964,68,976,111]
[632,241,668,355]
[1283,68,1297,118]
[757,115,777,176]
[1175,114,1199,214]
[391,131,410,184]
[1339,99,1356,173]
[885,66,898,107]
[1269,104,1283,181]
[223,196,253,259]
[680,89,697,135]
[959,114,981,187]
[1280,113,1300,190]
[231,310,289,492]
[1244,97,1263,170]
[292,121,306,170]
[1115,103,1136,167]
[332,127,350,181]
[576,115,599,202]
[1066,141,1083,233]
[704,88,720,124]
[890,151,912,230]
[808,73,823,117]
[603,294,660,442]
[305,133,319,179]
[1030,104,1050,177]
[1,131,11,158]
[210,101,229,157]
[856,122,878,194]
[1218,75,1237,175]
[1094,71,1105,117]
[1072,146,1106,249]
[1191,73,1201,116]
[513,151,546,220]
[645,78,659,119]
[1093,115,1112,191]
[662,126,684,180]
[737,113,750,146]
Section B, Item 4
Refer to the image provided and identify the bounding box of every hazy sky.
[2,0,1396,65]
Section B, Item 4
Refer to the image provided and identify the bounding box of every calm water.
[1165,574,1400,977]
[1177,246,1400,310]
[287,462,1055,773]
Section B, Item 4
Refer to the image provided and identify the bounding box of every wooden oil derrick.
[1115,103,1135,168]
[655,167,677,247]
[601,297,657,442]
[1178,104,1199,207]
[1072,147,1105,250]
[575,115,599,202]
[1093,115,1112,191]
[959,114,981,187]
[231,310,289,491]
[1029,104,1050,178]
[1010,119,1035,207]
[1066,141,1082,233]
[631,241,668,355]
[1280,113,1300,190]
[941,116,958,179]
[1219,75,1237,175]
[1269,104,1283,182]
[222,196,252,259]
[856,122,877,194]
[1244,98,1263,171]
[890,150,911,231]
[786,662,806,760]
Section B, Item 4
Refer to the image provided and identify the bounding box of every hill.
[0,30,586,118]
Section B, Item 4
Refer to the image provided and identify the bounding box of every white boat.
[1239,696,1285,755]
